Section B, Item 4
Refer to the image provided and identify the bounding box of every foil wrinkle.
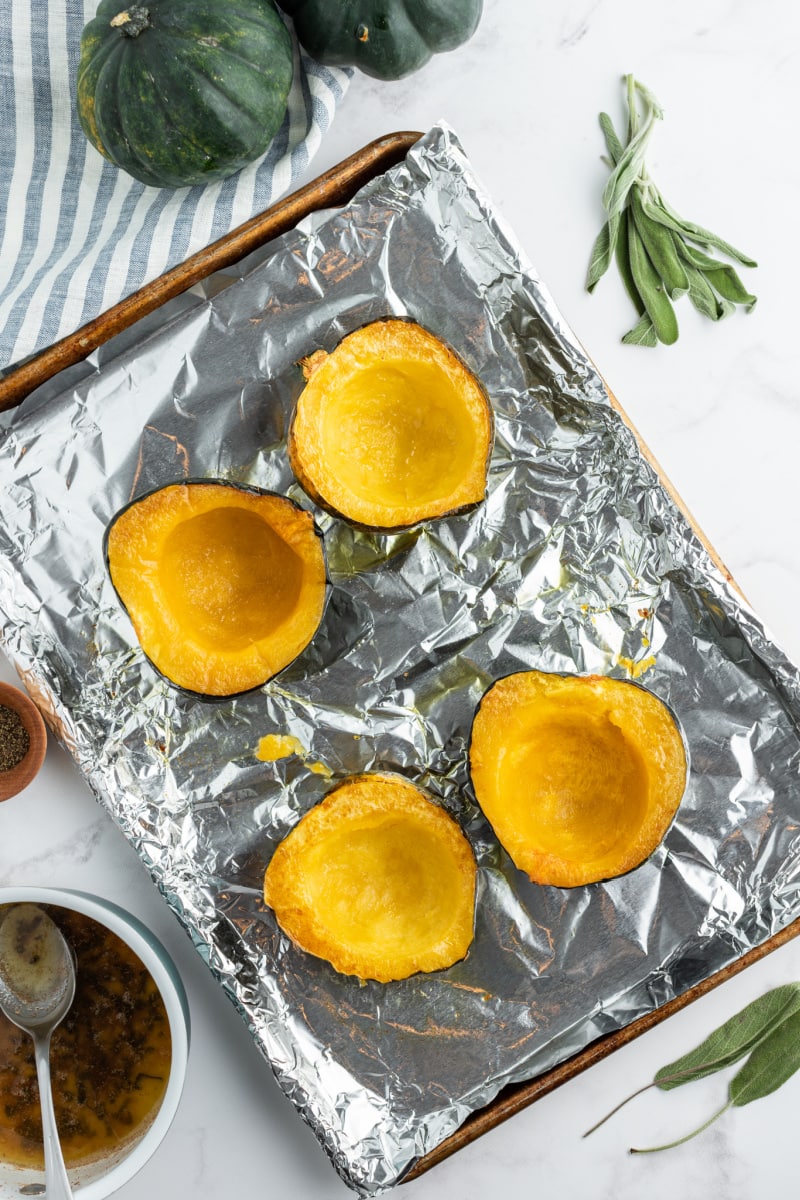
[1,125,800,1194]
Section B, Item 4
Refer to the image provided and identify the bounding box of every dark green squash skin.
[278,0,482,80]
[77,0,294,188]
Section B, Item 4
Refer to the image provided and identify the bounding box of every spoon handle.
[33,1031,74,1200]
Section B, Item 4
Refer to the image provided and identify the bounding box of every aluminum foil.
[2,124,800,1195]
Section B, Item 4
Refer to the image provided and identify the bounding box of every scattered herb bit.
[584,983,800,1150]
[587,75,757,345]
[0,704,29,771]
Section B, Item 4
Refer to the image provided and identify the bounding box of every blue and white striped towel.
[0,0,351,372]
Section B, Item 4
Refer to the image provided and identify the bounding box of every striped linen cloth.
[0,0,351,372]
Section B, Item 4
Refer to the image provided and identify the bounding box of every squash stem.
[109,7,151,37]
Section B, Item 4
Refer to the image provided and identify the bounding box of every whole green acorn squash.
[278,0,482,80]
[77,0,294,188]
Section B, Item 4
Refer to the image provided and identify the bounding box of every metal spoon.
[0,903,76,1199]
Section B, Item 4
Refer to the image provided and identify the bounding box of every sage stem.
[629,1102,732,1155]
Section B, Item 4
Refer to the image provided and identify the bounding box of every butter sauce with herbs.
[0,905,171,1170]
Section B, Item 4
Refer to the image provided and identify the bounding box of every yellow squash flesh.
[288,320,493,529]
[263,772,477,981]
[106,482,326,698]
[469,671,687,887]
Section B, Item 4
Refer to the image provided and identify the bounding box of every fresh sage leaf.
[621,313,657,347]
[599,112,624,166]
[681,259,733,321]
[670,237,754,308]
[621,316,657,347]
[640,191,757,269]
[586,222,611,292]
[597,121,647,316]
[628,219,679,344]
[601,100,659,220]
[655,193,758,268]
[586,75,757,344]
[630,1000,800,1154]
[729,1008,800,1106]
[667,236,727,273]
[630,188,689,300]
[587,215,619,292]
[584,983,800,1143]
[702,266,757,310]
[638,193,716,251]
[615,207,646,317]
[655,983,800,1090]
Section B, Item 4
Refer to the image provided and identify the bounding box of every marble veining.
[2,2,800,1197]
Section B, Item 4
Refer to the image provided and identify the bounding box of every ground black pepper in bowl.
[0,705,29,772]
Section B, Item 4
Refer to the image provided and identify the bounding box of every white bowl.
[0,886,190,1199]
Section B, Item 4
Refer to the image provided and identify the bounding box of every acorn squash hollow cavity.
[263,772,477,981]
[288,320,493,530]
[469,671,687,887]
[105,481,327,698]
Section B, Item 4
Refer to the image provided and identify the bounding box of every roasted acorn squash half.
[263,772,477,981]
[469,671,687,887]
[105,481,327,699]
[288,319,493,530]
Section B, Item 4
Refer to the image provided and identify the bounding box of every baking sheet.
[1,124,800,1195]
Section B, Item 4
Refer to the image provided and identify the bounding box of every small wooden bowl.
[0,682,47,801]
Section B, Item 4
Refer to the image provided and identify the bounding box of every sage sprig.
[587,76,757,345]
[584,983,800,1150]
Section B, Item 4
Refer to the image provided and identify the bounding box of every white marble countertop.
[3,2,800,1197]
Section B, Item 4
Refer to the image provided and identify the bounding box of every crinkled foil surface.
[2,125,800,1195]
